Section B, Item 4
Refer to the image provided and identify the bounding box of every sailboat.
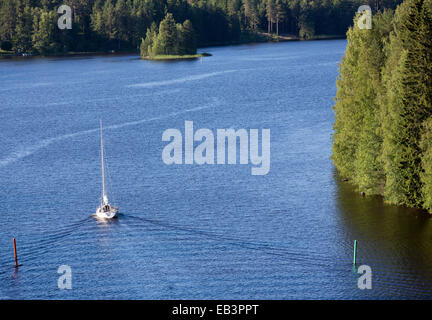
[95,119,118,219]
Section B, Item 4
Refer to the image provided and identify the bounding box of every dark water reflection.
[335,172,432,298]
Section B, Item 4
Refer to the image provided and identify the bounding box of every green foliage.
[157,13,177,54]
[298,1,315,39]
[13,1,33,53]
[178,19,197,54]
[380,0,432,207]
[0,0,403,55]
[298,22,315,39]
[32,9,57,54]
[140,21,157,57]
[332,25,365,180]
[140,13,197,58]
[351,11,393,194]
[332,0,432,212]
[420,118,432,211]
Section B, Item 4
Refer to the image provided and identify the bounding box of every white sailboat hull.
[96,206,119,219]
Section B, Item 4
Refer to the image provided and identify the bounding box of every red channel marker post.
[13,237,18,268]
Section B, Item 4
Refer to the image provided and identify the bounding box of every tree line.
[332,0,432,211]
[140,13,197,57]
[1,0,402,55]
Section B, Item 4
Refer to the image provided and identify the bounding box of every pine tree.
[243,0,259,30]
[420,118,432,211]
[13,0,33,53]
[114,0,130,48]
[140,22,157,57]
[380,1,411,204]
[332,23,365,181]
[381,0,432,207]
[352,11,393,194]
[275,0,285,35]
[157,12,177,54]
[266,0,275,33]
[91,1,104,35]
[179,19,196,54]
[418,0,432,211]
[102,0,117,44]
[32,9,57,54]
[0,0,16,43]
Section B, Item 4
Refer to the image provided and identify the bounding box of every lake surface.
[0,40,431,299]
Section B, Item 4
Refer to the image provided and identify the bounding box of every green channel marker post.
[353,240,357,265]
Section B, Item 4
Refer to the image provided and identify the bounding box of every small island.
[140,13,203,61]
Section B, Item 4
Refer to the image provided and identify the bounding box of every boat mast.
[100,119,107,204]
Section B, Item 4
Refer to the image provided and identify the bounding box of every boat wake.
[123,213,336,268]
[118,213,432,298]
[0,98,220,169]
[127,70,238,88]
[44,89,181,107]
[0,215,94,271]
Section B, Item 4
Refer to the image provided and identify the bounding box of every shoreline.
[141,53,210,61]
[0,34,346,59]
[0,49,138,59]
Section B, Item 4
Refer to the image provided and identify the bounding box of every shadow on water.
[334,169,432,298]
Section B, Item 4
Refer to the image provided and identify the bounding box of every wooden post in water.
[13,237,18,268]
[353,240,357,266]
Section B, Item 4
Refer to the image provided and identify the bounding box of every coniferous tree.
[0,0,404,54]
[179,19,197,54]
[243,0,259,30]
[418,0,432,210]
[351,11,393,194]
[114,0,130,48]
[420,117,432,211]
[102,0,117,45]
[13,0,33,53]
[332,22,365,180]
[140,21,157,57]
[32,9,57,54]
[333,0,432,211]
[140,14,197,57]
[380,1,411,204]
[381,0,432,207]
[275,0,285,35]
[0,0,16,44]
[266,0,275,33]
[157,12,177,54]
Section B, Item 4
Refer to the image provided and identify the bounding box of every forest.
[0,0,402,55]
[140,13,197,58]
[332,0,432,211]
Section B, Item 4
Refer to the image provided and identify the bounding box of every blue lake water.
[1,40,432,299]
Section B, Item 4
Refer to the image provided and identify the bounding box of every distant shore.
[198,32,345,48]
[0,33,345,59]
[142,53,212,61]
[0,49,137,58]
